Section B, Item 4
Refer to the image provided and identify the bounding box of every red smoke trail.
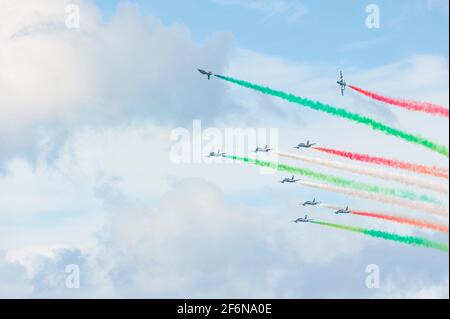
[351,211,449,233]
[348,85,449,118]
[313,147,449,179]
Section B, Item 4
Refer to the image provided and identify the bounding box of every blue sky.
[92,0,449,67]
[0,0,448,298]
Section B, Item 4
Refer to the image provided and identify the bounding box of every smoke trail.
[310,220,448,252]
[348,85,449,118]
[298,180,448,218]
[313,146,449,179]
[319,204,449,233]
[215,74,449,157]
[274,151,448,194]
[224,155,442,205]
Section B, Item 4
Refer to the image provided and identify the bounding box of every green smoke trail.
[310,220,449,252]
[224,155,442,205]
[215,75,449,157]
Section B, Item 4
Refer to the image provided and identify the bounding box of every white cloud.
[427,0,450,12]
[377,277,449,299]
[213,0,308,23]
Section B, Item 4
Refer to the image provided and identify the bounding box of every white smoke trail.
[318,203,449,232]
[297,180,449,218]
[274,151,448,194]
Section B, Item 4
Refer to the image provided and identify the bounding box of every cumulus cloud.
[0,0,448,299]
[376,277,449,299]
[212,0,308,23]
